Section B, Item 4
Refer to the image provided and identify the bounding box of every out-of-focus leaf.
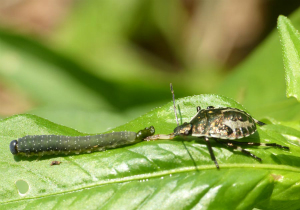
[278,15,300,101]
[52,0,185,82]
[1,95,299,209]
[0,30,110,110]
[52,0,221,98]
[29,106,130,133]
[0,29,178,114]
[217,7,300,121]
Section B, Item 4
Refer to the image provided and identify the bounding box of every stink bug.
[145,84,289,169]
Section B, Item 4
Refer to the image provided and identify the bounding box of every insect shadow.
[13,153,70,162]
[172,129,262,170]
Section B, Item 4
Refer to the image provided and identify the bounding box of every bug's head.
[10,140,18,155]
[173,122,193,136]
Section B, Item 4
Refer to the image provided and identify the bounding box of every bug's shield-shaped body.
[174,107,258,140]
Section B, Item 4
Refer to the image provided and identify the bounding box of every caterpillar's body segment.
[10,126,155,156]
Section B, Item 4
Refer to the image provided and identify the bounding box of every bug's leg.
[144,134,175,141]
[259,143,289,150]
[204,137,219,169]
[254,119,266,126]
[220,140,289,150]
[214,139,262,162]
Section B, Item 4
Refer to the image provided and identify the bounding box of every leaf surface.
[217,8,300,122]
[1,95,299,210]
[278,15,300,101]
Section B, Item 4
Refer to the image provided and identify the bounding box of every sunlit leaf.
[278,15,300,101]
[1,95,299,209]
[217,8,300,122]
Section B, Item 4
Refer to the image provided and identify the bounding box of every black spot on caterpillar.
[10,126,155,156]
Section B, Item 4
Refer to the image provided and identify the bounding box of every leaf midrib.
[2,163,299,205]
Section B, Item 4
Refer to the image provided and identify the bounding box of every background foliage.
[1,1,300,209]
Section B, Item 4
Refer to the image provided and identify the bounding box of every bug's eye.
[197,106,201,112]
[207,106,215,109]
[184,130,190,135]
[174,123,192,136]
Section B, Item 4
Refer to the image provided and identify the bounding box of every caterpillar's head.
[10,140,18,155]
[136,126,155,140]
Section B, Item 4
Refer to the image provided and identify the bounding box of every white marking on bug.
[223,121,254,133]
[236,146,243,151]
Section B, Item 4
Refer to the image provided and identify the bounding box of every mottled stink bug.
[145,84,289,169]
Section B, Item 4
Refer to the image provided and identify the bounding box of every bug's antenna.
[170,83,180,126]
[170,83,198,171]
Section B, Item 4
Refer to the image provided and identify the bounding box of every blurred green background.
[0,0,300,133]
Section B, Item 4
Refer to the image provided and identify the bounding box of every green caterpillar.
[10,126,155,156]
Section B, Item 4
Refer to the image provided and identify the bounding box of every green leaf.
[278,15,300,101]
[29,106,130,133]
[216,8,300,122]
[0,30,110,110]
[0,30,176,116]
[1,95,300,209]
